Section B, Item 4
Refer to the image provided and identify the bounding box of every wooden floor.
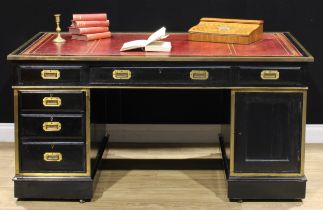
[0,142,323,210]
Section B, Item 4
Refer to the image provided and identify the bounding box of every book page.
[120,40,148,51]
[146,27,168,45]
[145,41,172,52]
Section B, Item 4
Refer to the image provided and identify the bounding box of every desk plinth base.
[13,176,93,200]
[228,176,307,200]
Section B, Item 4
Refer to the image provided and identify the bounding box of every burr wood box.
[188,18,264,44]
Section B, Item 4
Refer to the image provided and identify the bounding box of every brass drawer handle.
[260,70,280,80]
[41,70,61,80]
[42,97,62,107]
[112,70,132,80]
[42,122,61,132]
[43,152,62,162]
[190,70,209,80]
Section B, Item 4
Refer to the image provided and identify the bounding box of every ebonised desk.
[7,32,314,201]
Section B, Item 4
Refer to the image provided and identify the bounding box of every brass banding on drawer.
[112,69,132,79]
[43,152,62,162]
[42,121,61,132]
[260,70,280,80]
[42,97,62,107]
[41,70,60,80]
[190,70,209,80]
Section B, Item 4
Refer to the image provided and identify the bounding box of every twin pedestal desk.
[7,32,313,201]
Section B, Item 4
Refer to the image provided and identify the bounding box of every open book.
[120,27,172,52]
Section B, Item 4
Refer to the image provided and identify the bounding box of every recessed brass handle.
[42,122,61,132]
[113,70,132,80]
[43,152,62,162]
[41,70,61,80]
[260,70,280,80]
[42,97,62,107]
[190,70,209,80]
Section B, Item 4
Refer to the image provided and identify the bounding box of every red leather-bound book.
[73,13,107,21]
[69,27,109,35]
[72,20,109,28]
[72,31,112,41]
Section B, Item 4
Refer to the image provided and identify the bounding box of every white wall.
[0,123,322,143]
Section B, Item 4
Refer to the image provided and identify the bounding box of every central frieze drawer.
[19,90,85,112]
[19,114,85,139]
[89,66,231,85]
[19,143,85,173]
[17,65,87,85]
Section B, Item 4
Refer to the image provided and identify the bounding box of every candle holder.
[53,14,66,43]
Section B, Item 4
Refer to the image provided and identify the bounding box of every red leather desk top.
[8,32,313,62]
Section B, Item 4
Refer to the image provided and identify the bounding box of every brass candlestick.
[53,14,66,43]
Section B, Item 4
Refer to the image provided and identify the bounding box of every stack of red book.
[69,13,111,41]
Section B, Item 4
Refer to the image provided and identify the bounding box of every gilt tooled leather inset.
[20,32,302,57]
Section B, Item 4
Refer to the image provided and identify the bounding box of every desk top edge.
[7,32,314,62]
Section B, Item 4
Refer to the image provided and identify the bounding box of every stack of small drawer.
[16,89,89,176]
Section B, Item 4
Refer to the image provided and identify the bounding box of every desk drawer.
[235,67,304,85]
[20,143,85,172]
[17,65,87,85]
[19,91,85,113]
[89,66,230,86]
[90,67,158,84]
[20,114,85,139]
[160,67,230,85]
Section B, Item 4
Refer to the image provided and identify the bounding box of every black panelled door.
[233,91,303,174]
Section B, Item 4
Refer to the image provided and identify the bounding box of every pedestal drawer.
[19,90,85,113]
[19,143,86,172]
[19,114,85,139]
